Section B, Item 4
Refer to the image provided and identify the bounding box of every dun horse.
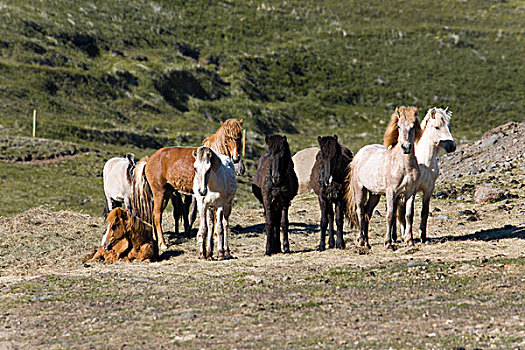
[396,107,455,243]
[193,147,237,260]
[102,153,136,218]
[132,119,244,251]
[345,107,422,249]
[310,135,353,251]
[252,135,298,255]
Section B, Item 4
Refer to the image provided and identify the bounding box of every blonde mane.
[383,106,422,148]
[202,118,243,157]
[420,107,452,133]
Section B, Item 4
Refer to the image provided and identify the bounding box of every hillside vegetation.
[0,0,524,216]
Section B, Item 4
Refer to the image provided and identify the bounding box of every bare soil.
[0,123,524,349]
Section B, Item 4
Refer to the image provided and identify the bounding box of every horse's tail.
[132,158,153,225]
[344,162,359,230]
[103,197,109,220]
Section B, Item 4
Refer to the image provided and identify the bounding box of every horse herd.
[88,106,456,263]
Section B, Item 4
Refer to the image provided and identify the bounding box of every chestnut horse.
[345,107,422,250]
[252,135,298,255]
[133,119,244,251]
[87,207,158,264]
[310,135,353,251]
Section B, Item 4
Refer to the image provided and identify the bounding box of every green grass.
[1,0,524,216]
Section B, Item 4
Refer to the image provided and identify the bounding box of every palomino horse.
[345,106,422,249]
[193,147,237,260]
[102,153,136,218]
[133,119,244,251]
[395,107,455,243]
[88,207,158,264]
[310,135,353,251]
[292,147,320,194]
[252,135,298,255]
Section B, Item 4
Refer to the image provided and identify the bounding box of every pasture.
[0,148,523,348]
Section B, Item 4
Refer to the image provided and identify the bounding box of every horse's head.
[317,135,340,187]
[193,147,220,197]
[103,208,130,250]
[221,119,245,176]
[384,106,422,154]
[265,134,290,185]
[421,107,456,153]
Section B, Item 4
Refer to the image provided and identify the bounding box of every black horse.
[310,135,353,251]
[252,135,298,255]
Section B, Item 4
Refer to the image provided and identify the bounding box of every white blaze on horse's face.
[226,136,245,176]
[194,153,212,197]
[398,116,416,154]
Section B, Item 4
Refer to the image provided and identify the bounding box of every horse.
[252,135,298,255]
[87,207,158,264]
[102,153,136,218]
[345,106,422,250]
[310,135,353,251]
[395,107,455,243]
[292,147,320,194]
[192,147,237,260]
[132,119,244,251]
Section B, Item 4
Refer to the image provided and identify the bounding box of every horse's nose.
[401,143,411,154]
[272,175,281,184]
[446,141,456,153]
[199,188,208,196]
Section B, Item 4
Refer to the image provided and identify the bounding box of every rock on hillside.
[438,121,525,183]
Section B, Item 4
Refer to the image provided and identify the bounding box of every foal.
[310,135,353,251]
[346,107,422,249]
[193,147,237,260]
[252,135,298,255]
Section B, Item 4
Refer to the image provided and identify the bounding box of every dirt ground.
[0,123,524,349]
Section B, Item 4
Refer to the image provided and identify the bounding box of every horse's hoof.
[336,241,345,250]
[283,248,290,254]
[385,244,395,251]
[159,244,168,253]
[404,238,414,246]
[328,240,335,249]
[318,244,326,252]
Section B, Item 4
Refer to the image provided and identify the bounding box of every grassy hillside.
[0,0,524,216]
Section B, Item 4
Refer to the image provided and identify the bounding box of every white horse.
[396,107,456,243]
[193,146,237,260]
[103,153,136,218]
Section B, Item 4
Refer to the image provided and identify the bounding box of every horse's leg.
[281,205,290,253]
[327,201,335,249]
[264,205,273,256]
[152,189,171,252]
[104,196,113,219]
[216,207,226,260]
[272,207,283,254]
[123,197,132,214]
[188,196,198,236]
[354,186,367,248]
[363,194,380,249]
[335,199,345,249]
[196,201,207,259]
[170,193,181,236]
[395,198,406,243]
[419,190,432,243]
[183,195,193,237]
[318,197,328,251]
[222,204,233,259]
[205,208,215,260]
[384,190,397,250]
[404,194,415,246]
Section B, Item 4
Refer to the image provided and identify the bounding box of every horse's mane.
[202,119,243,157]
[383,106,422,148]
[420,107,452,132]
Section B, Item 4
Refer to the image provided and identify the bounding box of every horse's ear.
[317,136,322,143]
[334,134,338,141]
[430,108,436,119]
[126,153,135,164]
[239,119,243,125]
[283,135,287,141]
[192,150,197,159]
[265,135,270,145]
[220,120,224,126]
[414,117,423,143]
